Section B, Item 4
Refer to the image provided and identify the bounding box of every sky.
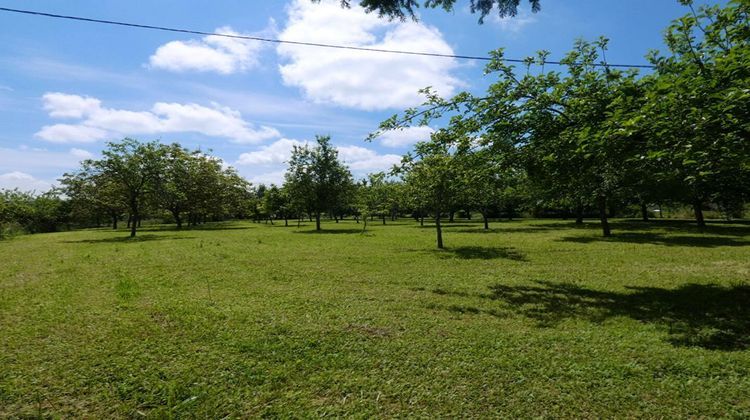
[0,0,725,191]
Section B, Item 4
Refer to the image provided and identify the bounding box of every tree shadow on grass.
[141,223,255,232]
[62,234,197,244]
[454,225,558,234]
[430,246,528,261]
[559,232,750,248]
[476,280,750,351]
[294,229,365,235]
[532,219,750,236]
[413,223,476,229]
[611,220,750,236]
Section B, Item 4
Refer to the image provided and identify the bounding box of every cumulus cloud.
[375,126,435,148]
[36,124,109,143]
[235,139,402,184]
[149,26,267,74]
[277,0,462,110]
[35,92,280,144]
[42,92,102,118]
[337,145,402,171]
[236,138,307,166]
[249,170,287,186]
[0,171,53,192]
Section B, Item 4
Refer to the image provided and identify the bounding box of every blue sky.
[0,0,724,191]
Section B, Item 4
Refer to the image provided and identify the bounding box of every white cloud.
[236,138,307,166]
[249,170,287,186]
[69,148,94,160]
[149,26,266,74]
[0,171,53,192]
[42,92,102,118]
[35,92,280,144]
[235,139,402,185]
[337,145,402,171]
[36,124,109,143]
[277,0,462,110]
[375,126,435,148]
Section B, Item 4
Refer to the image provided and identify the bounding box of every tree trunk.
[435,210,444,249]
[597,195,611,237]
[693,199,706,228]
[575,204,584,225]
[112,215,118,230]
[315,213,321,231]
[482,211,489,230]
[382,215,386,225]
[420,215,424,227]
[130,213,138,237]
[362,215,368,232]
[640,202,649,222]
[355,215,359,224]
[127,215,132,229]
[137,217,141,228]
[449,211,455,223]
[172,210,182,229]
[658,203,664,218]
[284,217,288,227]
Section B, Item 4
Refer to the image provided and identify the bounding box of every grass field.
[1,218,749,417]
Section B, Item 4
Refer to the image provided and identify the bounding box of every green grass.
[1,218,749,417]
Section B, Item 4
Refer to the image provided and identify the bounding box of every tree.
[397,130,466,248]
[640,0,750,226]
[60,169,127,229]
[320,0,540,23]
[91,138,166,237]
[284,136,354,231]
[157,144,193,228]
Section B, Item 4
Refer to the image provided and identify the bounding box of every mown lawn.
[1,218,749,417]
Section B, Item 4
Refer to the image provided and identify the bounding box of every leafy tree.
[284,136,354,231]
[640,0,750,226]
[321,0,540,23]
[60,169,127,229]
[0,189,68,236]
[397,130,466,248]
[264,184,294,225]
[90,138,166,237]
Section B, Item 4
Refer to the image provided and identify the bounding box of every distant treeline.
[1,2,748,247]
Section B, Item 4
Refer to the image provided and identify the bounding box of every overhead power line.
[0,6,656,69]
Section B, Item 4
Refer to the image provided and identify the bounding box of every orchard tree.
[397,130,467,248]
[640,0,750,226]
[319,0,540,22]
[60,169,127,229]
[284,135,353,231]
[92,138,166,237]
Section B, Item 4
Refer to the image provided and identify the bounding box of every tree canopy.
[318,0,540,22]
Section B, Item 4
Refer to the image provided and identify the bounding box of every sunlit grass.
[1,218,749,417]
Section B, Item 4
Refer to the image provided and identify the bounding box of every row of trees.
[2,2,746,248]
[59,139,254,237]
[368,0,749,246]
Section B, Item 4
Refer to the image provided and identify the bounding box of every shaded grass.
[1,218,749,417]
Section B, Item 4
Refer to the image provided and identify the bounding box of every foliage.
[319,0,541,23]
[284,135,354,231]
